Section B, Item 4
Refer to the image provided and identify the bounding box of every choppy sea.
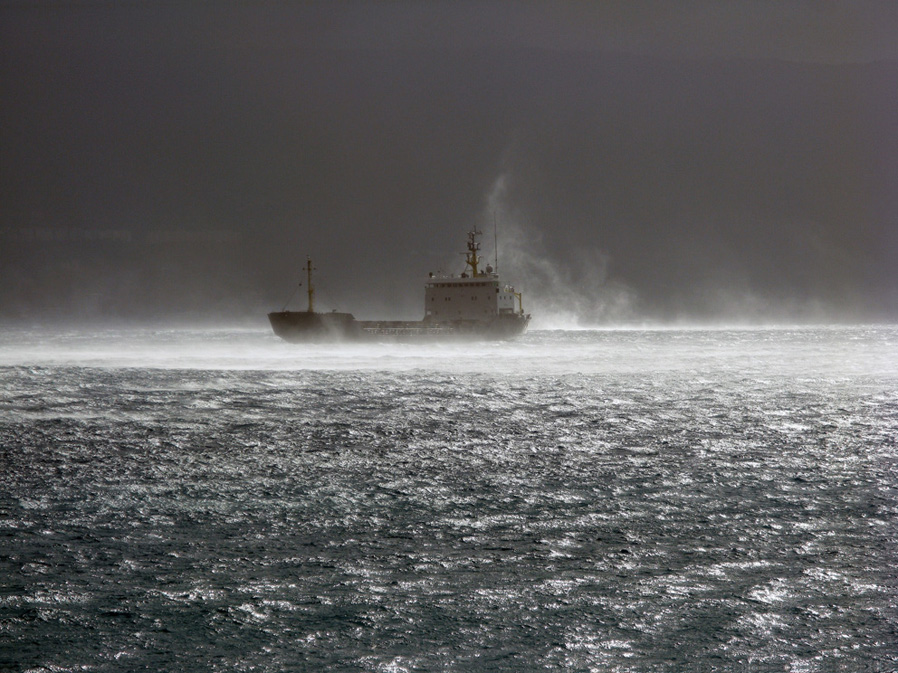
[1,326,897,672]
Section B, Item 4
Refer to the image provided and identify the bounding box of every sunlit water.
[2,326,897,671]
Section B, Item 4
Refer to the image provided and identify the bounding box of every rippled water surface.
[2,326,897,671]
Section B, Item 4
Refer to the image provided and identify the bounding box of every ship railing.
[361,326,458,336]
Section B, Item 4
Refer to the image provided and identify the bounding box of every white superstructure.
[424,230,524,323]
[425,277,522,321]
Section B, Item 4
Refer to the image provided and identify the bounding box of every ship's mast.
[465,228,482,277]
[493,213,498,273]
[305,256,315,313]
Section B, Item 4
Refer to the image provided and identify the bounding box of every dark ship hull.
[268,311,529,343]
[268,311,361,342]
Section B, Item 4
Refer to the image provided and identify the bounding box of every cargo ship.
[268,229,530,342]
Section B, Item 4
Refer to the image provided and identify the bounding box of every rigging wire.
[280,281,302,312]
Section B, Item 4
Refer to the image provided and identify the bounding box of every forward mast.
[305,257,315,313]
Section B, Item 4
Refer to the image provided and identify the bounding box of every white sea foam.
[0,325,895,376]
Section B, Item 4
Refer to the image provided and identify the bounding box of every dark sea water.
[2,326,897,672]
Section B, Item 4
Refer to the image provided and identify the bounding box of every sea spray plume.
[496,224,641,328]
[483,172,641,328]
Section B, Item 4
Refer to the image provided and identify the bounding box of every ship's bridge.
[424,272,518,322]
[423,228,523,323]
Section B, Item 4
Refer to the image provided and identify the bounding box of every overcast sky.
[2,1,897,326]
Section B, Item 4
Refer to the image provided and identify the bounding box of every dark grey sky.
[2,1,897,325]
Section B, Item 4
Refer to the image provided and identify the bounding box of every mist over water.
[1,325,894,375]
[3,325,897,671]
